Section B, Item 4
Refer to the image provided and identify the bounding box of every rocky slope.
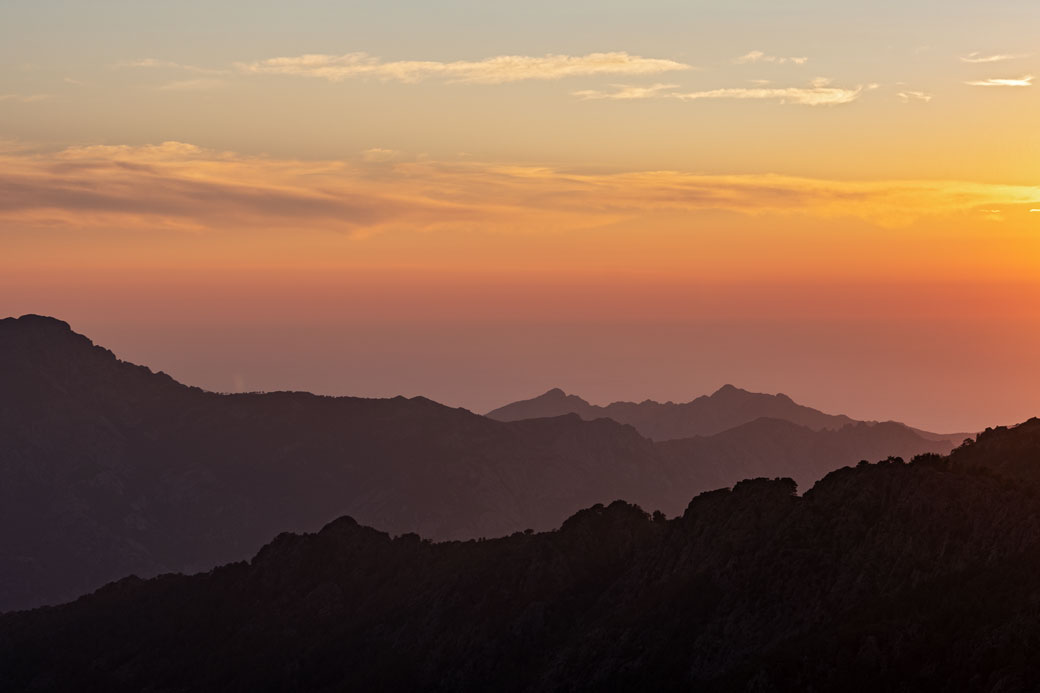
[3,421,1040,691]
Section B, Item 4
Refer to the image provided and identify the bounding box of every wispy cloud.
[672,79,866,105]
[897,91,933,103]
[573,78,867,105]
[361,148,400,163]
[119,58,228,75]
[157,78,226,91]
[734,51,809,65]
[965,75,1033,87]
[960,52,1025,64]
[235,52,693,84]
[2,142,1038,236]
[0,93,51,103]
[572,83,679,100]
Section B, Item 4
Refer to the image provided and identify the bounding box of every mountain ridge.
[3,422,1040,690]
[0,314,960,612]
[487,385,969,443]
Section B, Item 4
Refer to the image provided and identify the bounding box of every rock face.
[487,384,964,443]
[0,315,957,612]
[3,421,1040,692]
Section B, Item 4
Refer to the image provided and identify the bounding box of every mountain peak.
[711,384,747,397]
[1,314,73,333]
[1,314,96,356]
[543,387,569,398]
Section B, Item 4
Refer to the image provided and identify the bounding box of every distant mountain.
[488,385,965,443]
[4,422,1040,691]
[657,416,956,493]
[0,315,958,613]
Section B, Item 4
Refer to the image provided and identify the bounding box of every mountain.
[0,315,678,612]
[488,385,966,443]
[0,315,957,613]
[3,421,1040,691]
[656,416,958,493]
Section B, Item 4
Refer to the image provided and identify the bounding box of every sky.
[2,0,1039,431]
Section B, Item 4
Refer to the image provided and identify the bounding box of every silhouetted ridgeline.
[487,385,968,443]
[3,422,1040,691]
[488,384,858,439]
[0,315,956,612]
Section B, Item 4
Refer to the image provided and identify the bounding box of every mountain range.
[488,385,967,443]
[3,421,1039,691]
[0,315,961,612]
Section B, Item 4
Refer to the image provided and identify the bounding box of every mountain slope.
[658,417,955,492]
[3,421,1040,691]
[0,315,680,612]
[488,385,965,443]
[0,315,957,613]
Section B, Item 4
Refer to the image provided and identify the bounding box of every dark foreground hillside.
[0,315,953,612]
[3,421,1040,692]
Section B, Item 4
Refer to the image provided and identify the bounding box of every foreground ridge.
[3,421,1040,691]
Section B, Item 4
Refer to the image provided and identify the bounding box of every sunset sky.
[2,0,1039,431]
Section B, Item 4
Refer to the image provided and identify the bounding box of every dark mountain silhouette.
[488,385,967,443]
[3,421,1040,691]
[0,315,957,612]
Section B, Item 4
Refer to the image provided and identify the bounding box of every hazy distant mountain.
[657,416,957,493]
[4,422,1040,691]
[0,315,958,612]
[488,385,964,443]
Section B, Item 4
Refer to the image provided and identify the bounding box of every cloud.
[157,79,226,91]
[119,59,227,75]
[734,51,809,65]
[673,77,865,105]
[897,91,933,103]
[0,94,51,103]
[361,148,400,163]
[1,141,1039,237]
[235,52,692,84]
[960,52,1025,64]
[572,83,679,100]
[965,75,1033,87]
[573,78,866,105]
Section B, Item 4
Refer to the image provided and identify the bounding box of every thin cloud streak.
[960,52,1025,63]
[157,79,226,91]
[0,94,51,103]
[574,78,866,105]
[734,51,808,65]
[672,80,864,105]
[1,142,1039,237]
[572,83,680,100]
[235,52,693,84]
[897,91,933,103]
[965,75,1033,87]
[119,59,228,75]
